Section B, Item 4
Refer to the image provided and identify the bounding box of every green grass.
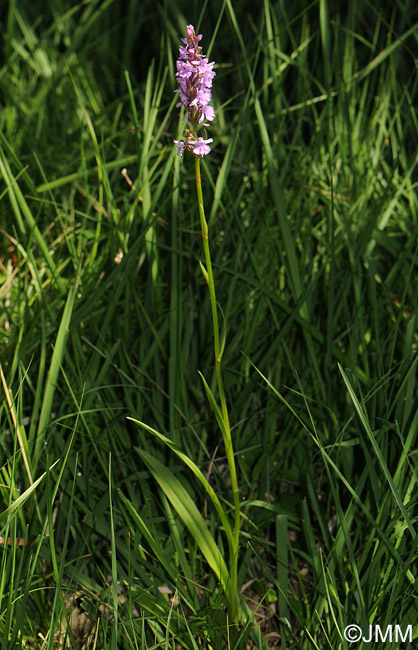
[1,0,418,648]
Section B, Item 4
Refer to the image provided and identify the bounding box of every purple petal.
[199,105,215,122]
[173,140,186,156]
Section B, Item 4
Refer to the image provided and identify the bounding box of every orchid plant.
[173,24,241,624]
[132,24,241,626]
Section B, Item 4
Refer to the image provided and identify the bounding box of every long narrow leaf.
[136,448,229,592]
[34,281,78,473]
[129,418,234,543]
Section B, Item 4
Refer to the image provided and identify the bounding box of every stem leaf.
[136,448,229,591]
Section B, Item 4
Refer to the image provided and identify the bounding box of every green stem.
[195,155,240,623]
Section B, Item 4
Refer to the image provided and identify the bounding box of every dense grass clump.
[1,1,417,648]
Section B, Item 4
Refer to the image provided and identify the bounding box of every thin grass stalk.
[194,155,240,623]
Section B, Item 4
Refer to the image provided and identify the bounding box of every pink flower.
[190,137,213,156]
[199,104,215,124]
[174,140,187,156]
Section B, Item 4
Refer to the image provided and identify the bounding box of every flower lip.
[190,137,213,156]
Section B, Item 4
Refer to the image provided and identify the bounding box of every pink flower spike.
[174,25,215,156]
